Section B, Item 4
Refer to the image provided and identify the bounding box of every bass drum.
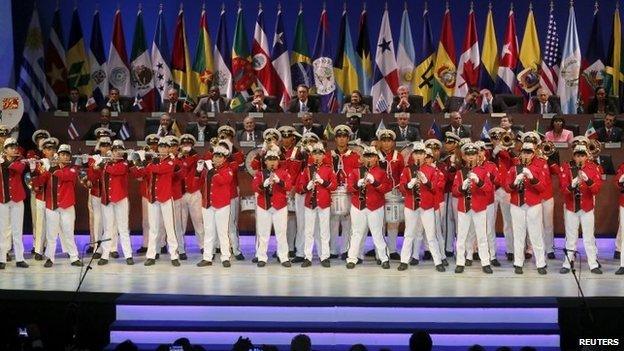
[330,185,350,215]
[244,148,263,176]
[240,195,257,212]
[384,188,405,223]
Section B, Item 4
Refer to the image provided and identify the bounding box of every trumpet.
[539,141,556,157]
[501,131,515,148]
[209,137,219,147]
[588,139,601,158]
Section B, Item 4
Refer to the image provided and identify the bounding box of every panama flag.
[371,7,399,113]
[88,9,108,106]
[214,6,232,99]
[151,5,172,109]
[130,6,155,112]
[454,5,480,97]
[396,4,415,91]
[107,9,131,96]
[253,5,279,98]
[271,6,291,109]
[557,2,581,114]
[312,7,337,112]
[580,3,605,107]
[496,6,519,94]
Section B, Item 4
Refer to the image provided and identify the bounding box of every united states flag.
[539,2,560,96]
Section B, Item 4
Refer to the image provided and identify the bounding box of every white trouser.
[293,193,306,257]
[146,200,179,260]
[542,197,555,254]
[304,207,331,261]
[172,198,186,254]
[330,212,351,255]
[90,195,104,253]
[202,205,231,262]
[616,225,621,252]
[141,197,150,247]
[456,210,489,266]
[34,199,47,254]
[485,202,498,259]
[226,197,241,256]
[101,198,132,259]
[181,191,204,249]
[255,206,289,263]
[495,187,514,253]
[510,204,546,268]
[419,207,448,260]
[348,207,388,264]
[386,222,400,254]
[563,209,599,270]
[0,201,24,263]
[620,207,624,266]
[45,206,79,263]
[287,210,296,251]
[441,193,456,253]
[401,208,442,265]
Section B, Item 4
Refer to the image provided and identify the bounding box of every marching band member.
[0,138,28,269]
[136,134,160,254]
[31,137,59,260]
[85,136,113,258]
[452,143,494,274]
[178,134,205,254]
[346,146,392,269]
[504,142,547,275]
[165,136,190,260]
[329,125,360,260]
[297,142,337,267]
[489,127,515,261]
[217,136,245,261]
[27,130,50,255]
[32,144,83,268]
[615,162,624,275]
[398,142,446,272]
[277,125,303,258]
[195,145,234,267]
[252,149,293,267]
[440,132,461,257]
[558,144,603,274]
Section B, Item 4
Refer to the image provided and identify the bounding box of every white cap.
[94,127,114,138]
[180,134,196,145]
[310,142,325,153]
[112,140,125,149]
[32,129,50,143]
[460,142,478,155]
[362,146,380,156]
[334,124,352,136]
[217,125,236,136]
[58,144,71,154]
[521,142,536,152]
[411,141,426,152]
[424,139,442,148]
[572,135,590,145]
[377,129,396,141]
[474,140,486,150]
[265,149,281,159]
[521,131,541,144]
[145,134,159,144]
[573,144,588,154]
[212,145,230,156]
[98,137,112,145]
[3,137,18,148]
[301,132,320,141]
[263,128,282,142]
[42,137,59,148]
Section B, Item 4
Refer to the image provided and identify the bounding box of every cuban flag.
[371,7,399,113]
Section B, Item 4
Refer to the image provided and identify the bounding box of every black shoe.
[514,266,523,274]
[445,251,454,257]
[389,252,401,260]
[200,248,204,254]
[110,251,120,259]
[547,252,556,260]
[171,259,180,267]
[473,252,480,261]
[598,261,602,269]
[365,249,376,257]
[44,259,53,268]
[251,257,259,263]
[86,246,94,254]
[71,260,83,267]
[559,267,570,274]
[482,265,493,274]
[381,261,390,269]
[30,247,35,254]
[155,253,160,260]
[321,259,331,268]
[436,264,446,272]
[442,259,449,266]
[409,258,419,266]
[92,252,102,259]
[126,258,134,265]
[422,251,433,260]
[97,259,108,266]
[465,259,473,267]
[144,259,156,266]
[329,254,339,259]
[160,246,167,254]
[282,261,292,268]
[340,252,348,260]
[591,267,603,274]
[272,251,278,258]
[179,253,188,261]
[234,254,245,261]
[257,261,266,268]
[291,256,304,263]
[288,251,295,258]
[222,260,231,268]
[537,267,547,275]
[506,252,514,261]
[376,259,382,265]
[6,254,11,262]
[215,248,221,254]
[0,262,5,269]
[491,259,501,267]
[615,267,624,275]
[356,258,363,265]
[136,246,147,254]
[34,253,44,261]
[301,259,312,268]
[398,263,408,271]
[196,260,212,267]
[614,251,621,260]
[455,266,464,273]
[16,261,29,268]
[346,262,355,269]
[524,252,533,259]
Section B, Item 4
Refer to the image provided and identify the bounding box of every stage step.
[108,295,560,349]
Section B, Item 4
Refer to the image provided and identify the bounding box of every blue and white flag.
[557,3,581,114]
[312,8,337,112]
[151,5,173,109]
[480,119,491,140]
[89,9,108,106]
[371,8,399,112]
[396,5,415,91]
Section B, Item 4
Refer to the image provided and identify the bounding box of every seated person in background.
[587,86,617,114]
[295,112,324,139]
[145,113,176,138]
[390,85,419,113]
[440,112,471,139]
[83,108,120,140]
[596,111,623,143]
[544,115,573,144]
[102,88,131,113]
[185,111,217,143]
[163,88,185,113]
[530,88,561,114]
[194,86,229,113]
[499,115,524,134]
[445,87,479,113]
[288,84,320,113]
[347,114,373,142]
[389,113,421,142]
[236,116,263,142]
[479,89,495,113]
[341,90,371,114]
[59,87,86,112]
[243,88,280,113]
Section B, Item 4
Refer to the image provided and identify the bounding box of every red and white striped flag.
[68,121,80,140]
[539,2,560,96]
[454,6,480,97]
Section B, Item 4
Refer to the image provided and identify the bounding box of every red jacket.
[559,161,602,213]
[0,159,27,203]
[530,156,559,201]
[171,157,185,200]
[347,165,392,211]
[86,157,102,197]
[330,148,360,187]
[379,150,404,187]
[140,157,176,203]
[452,166,493,213]
[479,160,500,204]
[33,165,78,210]
[90,160,140,205]
[615,163,624,207]
[432,162,447,209]
[252,166,292,210]
[399,164,441,210]
[504,160,545,207]
[195,162,233,209]
[297,163,337,209]
[282,146,305,186]
[441,154,458,193]
[25,152,45,200]
[180,152,202,194]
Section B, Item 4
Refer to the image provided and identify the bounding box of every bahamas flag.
[412,3,434,110]
[290,7,313,89]
[431,6,456,111]
[67,8,91,96]
[355,5,372,94]
[334,7,360,105]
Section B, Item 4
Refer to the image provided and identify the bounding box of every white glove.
[468,172,479,183]
[93,155,103,168]
[314,173,324,184]
[182,146,191,153]
[522,167,533,179]
[418,171,428,184]
[493,145,503,156]
[450,154,457,164]
[357,178,366,187]
[306,180,315,190]
[0,156,5,164]
[366,173,375,184]
[196,160,205,172]
[514,174,524,186]
[136,150,146,162]
[263,178,271,187]
[272,173,281,183]
[619,174,624,183]
[126,150,135,161]
[571,177,580,188]
[29,159,36,172]
[42,158,50,171]
[578,170,589,182]
[407,177,418,189]
[462,178,471,190]
[205,160,213,171]
[169,153,175,159]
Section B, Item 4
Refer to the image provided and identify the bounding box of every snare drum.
[330,185,350,215]
[240,195,257,212]
[384,188,405,223]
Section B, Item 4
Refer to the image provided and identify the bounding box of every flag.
[396,4,415,91]
[376,119,386,136]
[413,3,435,109]
[130,7,156,112]
[192,6,215,96]
[371,7,399,113]
[580,3,605,107]
[518,4,541,105]
[480,4,498,91]
[66,8,91,96]
[454,6,480,97]
[88,9,108,106]
[427,119,442,140]
[44,7,67,99]
[253,6,279,99]
[16,8,55,144]
[431,6,456,111]
[334,6,360,106]
[171,6,195,98]
[232,5,255,95]
[496,6,519,94]
[151,5,172,110]
[323,121,334,140]
[557,2,581,114]
[119,122,131,140]
[480,119,491,140]
[108,9,131,96]
[355,5,372,94]
[214,6,232,99]
[290,6,313,89]
[539,2,561,96]
[132,93,143,111]
[271,6,292,110]
[312,7,337,112]
[605,5,623,106]
[68,121,80,140]
[585,120,597,139]
[85,96,97,111]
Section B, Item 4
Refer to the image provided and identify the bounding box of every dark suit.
[389,124,421,142]
[83,122,122,141]
[444,97,478,113]
[243,100,280,113]
[440,124,472,140]
[101,98,132,113]
[596,155,615,175]
[58,99,87,112]
[587,98,618,114]
[185,123,218,142]
[194,97,229,114]
[390,96,422,113]
[287,98,320,113]
[162,99,185,113]
[596,126,624,143]
[236,129,263,143]
[350,127,374,142]
[144,124,174,138]
[295,124,325,139]
[530,98,562,114]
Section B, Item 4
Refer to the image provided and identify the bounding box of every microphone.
[89,238,112,245]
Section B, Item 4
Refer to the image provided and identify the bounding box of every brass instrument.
[501,131,515,148]
[209,137,219,147]
[411,162,421,204]
[588,139,601,158]
[540,141,556,157]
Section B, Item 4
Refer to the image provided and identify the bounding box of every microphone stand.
[554,245,595,331]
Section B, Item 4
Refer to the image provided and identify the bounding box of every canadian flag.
[454,7,480,97]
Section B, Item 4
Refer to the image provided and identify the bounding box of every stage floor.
[1,235,623,298]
